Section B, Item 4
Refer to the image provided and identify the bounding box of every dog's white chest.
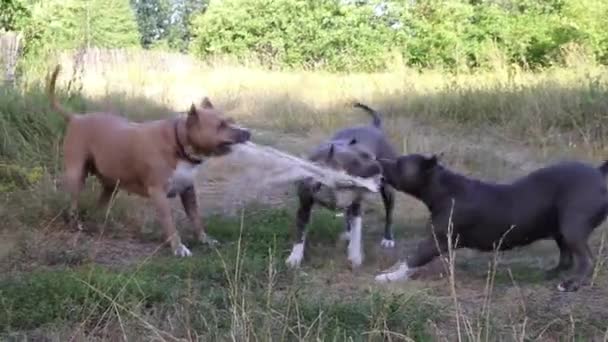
[167,161,201,197]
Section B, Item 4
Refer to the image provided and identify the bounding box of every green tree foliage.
[166,0,209,52]
[190,0,608,71]
[0,0,43,57]
[37,0,140,50]
[191,0,398,71]
[0,0,31,32]
[131,0,171,48]
[131,0,208,51]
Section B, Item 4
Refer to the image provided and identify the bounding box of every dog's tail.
[353,102,382,128]
[599,160,608,177]
[47,64,72,121]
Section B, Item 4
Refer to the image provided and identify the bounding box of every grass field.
[1,49,608,341]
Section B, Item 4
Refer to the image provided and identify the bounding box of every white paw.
[200,234,219,246]
[174,244,192,257]
[375,262,411,283]
[286,242,304,268]
[380,238,395,248]
[348,247,363,267]
[339,231,351,241]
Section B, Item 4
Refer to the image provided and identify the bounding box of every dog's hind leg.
[545,233,573,279]
[380,183,395,248]
[179,185,217,246]
[286,186,313,268]
[63,163,87,231]
[557,219,594,292]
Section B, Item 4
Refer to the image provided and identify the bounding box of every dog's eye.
[359,152,372,160]
[218,121,227,130]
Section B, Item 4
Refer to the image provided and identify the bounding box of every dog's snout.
[241,129,251,142]
[232,128,251,143]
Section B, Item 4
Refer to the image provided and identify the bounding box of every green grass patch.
[0,207,441,339]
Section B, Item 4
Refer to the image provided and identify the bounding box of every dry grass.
[26,48,608,151]
[1,48,608,340]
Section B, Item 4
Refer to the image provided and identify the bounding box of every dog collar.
[174,120,203,165]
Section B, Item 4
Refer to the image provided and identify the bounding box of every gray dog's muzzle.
[311,175,380,210]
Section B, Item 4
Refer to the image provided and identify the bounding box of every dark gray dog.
[285,103,398,268]
[376,154,608,292]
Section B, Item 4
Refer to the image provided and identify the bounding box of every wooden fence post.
[0,31,23,86]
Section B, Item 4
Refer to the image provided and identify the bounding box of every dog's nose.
[240,129,251,142]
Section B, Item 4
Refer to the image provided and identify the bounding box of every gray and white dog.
[286,103,398,268]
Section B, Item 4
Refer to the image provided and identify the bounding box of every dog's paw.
[174,244,193,257]
[347,242,363,267]
[557,279,580,292]
[286,243,304,268]
[375,262,411,283]
[380,238,395,248]
[200,234,219,246]
[339,231,351,241]
[348,251,363,268]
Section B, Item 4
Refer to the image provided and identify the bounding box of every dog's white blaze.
[174,243,192,257]
[286,242,305,267]
[380,238,395,248]
[173,161,198,181]
[169,161,201,194]
[375,262,412,283]
[347,216,363,267]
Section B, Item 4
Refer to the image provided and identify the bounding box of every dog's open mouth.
[213,142,234,156]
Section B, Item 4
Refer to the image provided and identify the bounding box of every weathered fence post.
[0,31,23,86]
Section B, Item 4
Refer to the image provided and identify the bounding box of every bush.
[190,0,399,72]
[190,0,608,72]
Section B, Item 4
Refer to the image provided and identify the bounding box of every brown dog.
[48,65,251,257]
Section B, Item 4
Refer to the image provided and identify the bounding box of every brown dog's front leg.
[149,187,191,257]
[180,185,217,246]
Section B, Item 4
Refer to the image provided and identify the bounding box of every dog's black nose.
[241,130,251,142]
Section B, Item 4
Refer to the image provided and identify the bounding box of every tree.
[190,0,398,71]
[166,0,208,52]
[39,0,140,49]
[130,0,171,48]
[0,0,31,32]
[131,0,208,51]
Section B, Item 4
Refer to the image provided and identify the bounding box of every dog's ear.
[326,144,335,162]
[358,150,373,160]
[187,103,198,126]
[422,155,439,170]
[201,97,214,109]
[188,103,197,116]
[348,137,357,146]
